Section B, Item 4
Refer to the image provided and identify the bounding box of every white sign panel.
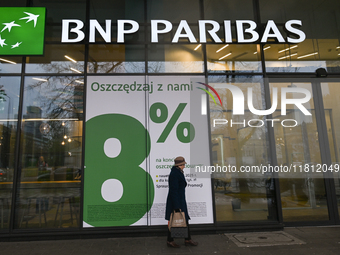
[83,75,213,227]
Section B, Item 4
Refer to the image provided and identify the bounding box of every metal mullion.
[9,56,27,232]
[200,0,217,226]
[79,0,91,232]
[263,77,283,224]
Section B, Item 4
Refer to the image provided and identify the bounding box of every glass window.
[15,76,83,229]
[0,57,22,73]
[148,44,204,73]
[0,77,20,231]
[25,44,85,74]
[88,44,145,73]
[147,0,200,22]
[261,0,340,73]
[90,0,144,22]
[204,0,254,22]
[32,0,86,42]
[320,80,340,218]
[0,1,26,6]
[209,76,277,222]
[207,44,262,73]
[269,80,329,221]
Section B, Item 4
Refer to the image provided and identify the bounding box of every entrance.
[268,77,340,224]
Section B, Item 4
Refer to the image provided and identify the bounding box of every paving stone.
[0,226,340,255]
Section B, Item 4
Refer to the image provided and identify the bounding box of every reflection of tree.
[90,61,122,73]
[88,60,145,73]
[27,76,83,120]
[23,75,83,170]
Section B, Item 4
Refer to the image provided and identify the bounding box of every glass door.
[268,78,332,222]
[320,80,340,221]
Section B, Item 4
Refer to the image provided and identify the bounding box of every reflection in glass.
[269,81,329,221]
[321,81,340,218]
[25,45,85,74]
[32,0,86,41]
[209,76,277,222]
[148,44,204,73]
[90,0,144,22]
[204,0,254,21]
[147,0,200,22]
[265,40,340,73]
[0,57,22,73]
[260,0,340,73]
[88,45,145,73]
[207,44,262,73]
[15,76,83,229]
[0,77,20,230]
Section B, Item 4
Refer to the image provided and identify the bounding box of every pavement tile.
[0,226,340,255]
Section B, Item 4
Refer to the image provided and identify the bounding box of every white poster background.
[147,76,213,225]
[86,75,213,226]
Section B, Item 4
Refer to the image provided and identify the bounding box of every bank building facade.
[0,0,340,240]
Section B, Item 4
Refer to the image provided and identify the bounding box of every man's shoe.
[185,240,198,246]
[167,241,180,248]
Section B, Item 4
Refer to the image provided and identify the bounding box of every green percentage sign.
[150,102,195,143]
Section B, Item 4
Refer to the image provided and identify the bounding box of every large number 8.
[83,114,154,227]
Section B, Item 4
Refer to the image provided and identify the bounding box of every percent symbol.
[150,102,195,143]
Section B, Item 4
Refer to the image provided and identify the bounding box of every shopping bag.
[169,209,188,238]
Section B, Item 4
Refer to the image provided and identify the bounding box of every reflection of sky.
[266,61,327,72]
[208,61,262,72]
[148,61,203,73]
[0,62,22,73]
[25,61,85,74]
[0,77,20,120]
[88,61,145,73]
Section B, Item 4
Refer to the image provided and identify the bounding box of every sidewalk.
[0,226,339,255]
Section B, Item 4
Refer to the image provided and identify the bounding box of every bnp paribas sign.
[0,7,46,55]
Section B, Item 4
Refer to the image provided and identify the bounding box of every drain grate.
[225,231,306,247]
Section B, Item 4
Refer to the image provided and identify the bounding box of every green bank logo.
[0,7,46,55]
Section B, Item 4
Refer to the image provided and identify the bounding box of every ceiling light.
[65,55,77,63]
[278,53,297,60]
[0,58,16,64]
[253,52,258,54]
[70,68,82,73]
[263,46,271,50]
[297,52,318,59]
[219,53,232,60]
[33,78,48,82]
[75,80,84,84]
[216,44,229,53]
[194,44,201,51]
[337,46,340,49]
[278,45,298,53]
